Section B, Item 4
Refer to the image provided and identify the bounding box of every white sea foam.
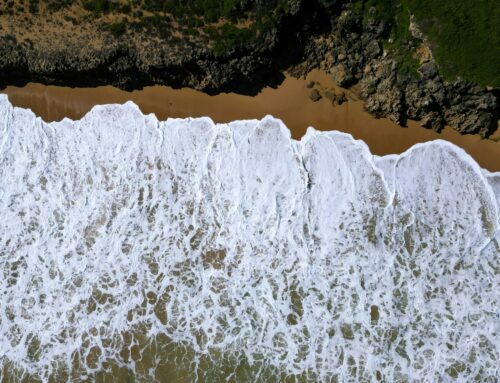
[0,95,498,382]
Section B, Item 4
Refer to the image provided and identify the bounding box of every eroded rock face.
[309,88,322,101]
[0,97,498,381]
[298,9,499,137]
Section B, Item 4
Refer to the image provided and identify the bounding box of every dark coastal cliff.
[0,0,498,136]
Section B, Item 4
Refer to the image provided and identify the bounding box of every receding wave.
[0,95,498,382]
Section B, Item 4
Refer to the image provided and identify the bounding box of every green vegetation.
[126,0,295,54]
[28,0,39,13]
[8,0,497,86]
[209,23,254,55]
[139,0,289,23]
[353,0,500,86]
[408,0,499,87]
[82,0,131,15]
[145,0,241,21]
[9,0,294,55]
[108,21,126,36]
[63,1,292,54]
[46,0,73,11]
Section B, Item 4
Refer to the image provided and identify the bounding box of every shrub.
[109,22,126,37]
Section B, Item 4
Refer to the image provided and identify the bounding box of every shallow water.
[0,96,498,382]
[2,70,500,172]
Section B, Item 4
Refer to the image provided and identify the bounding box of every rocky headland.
[0,0,498,137]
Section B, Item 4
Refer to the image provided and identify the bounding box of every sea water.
[0,95,498,382]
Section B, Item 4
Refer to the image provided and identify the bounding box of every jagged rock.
[364,76,405,125]
[420,112,444,132]
[324,90,337,103]
[409,15,426,40]
[330,63,354,87]
[309,89,322,102]
[337,92,348,105]
[419,62,438,79]
[446,108,493,136]
[425,79,446,104]
[365,40,381,58]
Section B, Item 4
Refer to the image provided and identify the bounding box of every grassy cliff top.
[355,0,500,87]
[409,0,499,88]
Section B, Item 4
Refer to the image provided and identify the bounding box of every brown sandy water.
[2,69,499,171]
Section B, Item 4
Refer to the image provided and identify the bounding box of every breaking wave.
[0,95,498,382]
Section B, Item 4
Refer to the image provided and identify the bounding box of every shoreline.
[2,69,499,171]
[1,1,498,139]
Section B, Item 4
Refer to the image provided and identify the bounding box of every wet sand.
[2,70,499,171]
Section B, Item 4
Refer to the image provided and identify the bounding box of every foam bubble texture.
[0,95,498,382]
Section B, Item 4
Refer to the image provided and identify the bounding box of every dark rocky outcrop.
[295,7,499,137]
[309,89,322,102]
